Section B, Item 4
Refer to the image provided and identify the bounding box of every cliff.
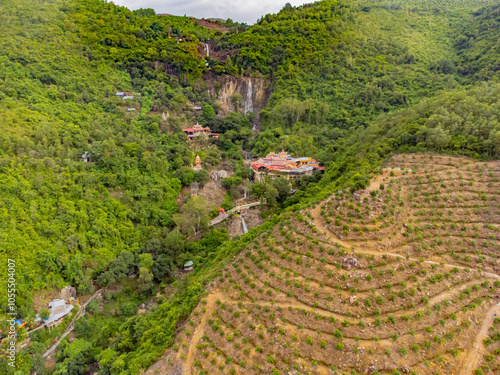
[207,75,270,130]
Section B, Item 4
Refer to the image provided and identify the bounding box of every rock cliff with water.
[226,210,264,238]
[207,75,270,129]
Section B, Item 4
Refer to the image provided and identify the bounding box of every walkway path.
[183,292,220,375]
[310,201,500,279]
[458,302,500,375]
[209,200,262,226]
[42,288,102,358]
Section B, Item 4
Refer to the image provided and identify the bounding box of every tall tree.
[173,196,211,236]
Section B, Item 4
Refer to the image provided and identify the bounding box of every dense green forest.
[0,0,499,373]
[232,0,500,158]
[0,0,212,311]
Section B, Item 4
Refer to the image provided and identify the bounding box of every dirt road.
[183,291,220,375]
[458,303,500,375]
[310,196,500,375]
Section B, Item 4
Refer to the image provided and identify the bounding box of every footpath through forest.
[41,288,103,358]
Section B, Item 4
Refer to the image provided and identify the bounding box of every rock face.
[207,76,269,130]
[227,210,263,238]
[210,170,229,183]
[60,286,77,302]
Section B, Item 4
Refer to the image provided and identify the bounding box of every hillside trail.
[455,303,500,375]
[183,290,221,375]
[310,201,357,251]
[245,274,482,330]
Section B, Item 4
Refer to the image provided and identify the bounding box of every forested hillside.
[0,0,213,311]
[229,0,500,158]
[0,0,499,374]
[0,1,230,371]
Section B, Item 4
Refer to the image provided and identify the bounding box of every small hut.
[184,261,194,272]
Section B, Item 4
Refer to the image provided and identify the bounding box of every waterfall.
[241,216,248,234]
[203,43,210,67]
[243,79,253,116]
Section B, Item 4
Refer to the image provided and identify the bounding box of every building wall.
[254,170,311,182]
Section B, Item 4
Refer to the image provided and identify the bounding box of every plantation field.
[148,154,500,375]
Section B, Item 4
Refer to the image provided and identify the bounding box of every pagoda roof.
[251,151,322,174]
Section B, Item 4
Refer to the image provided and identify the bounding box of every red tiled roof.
[183,127,210,133]
[251,152,323,174]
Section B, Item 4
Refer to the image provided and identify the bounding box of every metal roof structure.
[44,299,74,325]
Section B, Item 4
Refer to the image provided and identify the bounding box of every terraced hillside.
[148,154,500,375]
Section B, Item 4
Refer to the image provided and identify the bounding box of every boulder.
[61,286,77,302]
[210,170,229,182]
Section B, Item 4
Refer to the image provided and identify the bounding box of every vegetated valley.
[0,0,499,374]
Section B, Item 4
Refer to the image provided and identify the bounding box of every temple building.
[251,151,324,182]
[182,123,219,139]
[193,155,202,171]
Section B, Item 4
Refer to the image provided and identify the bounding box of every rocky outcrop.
[210,170,229,183]
[207,76,270,130]
[227,209,263,238]
[60,286,76,303]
